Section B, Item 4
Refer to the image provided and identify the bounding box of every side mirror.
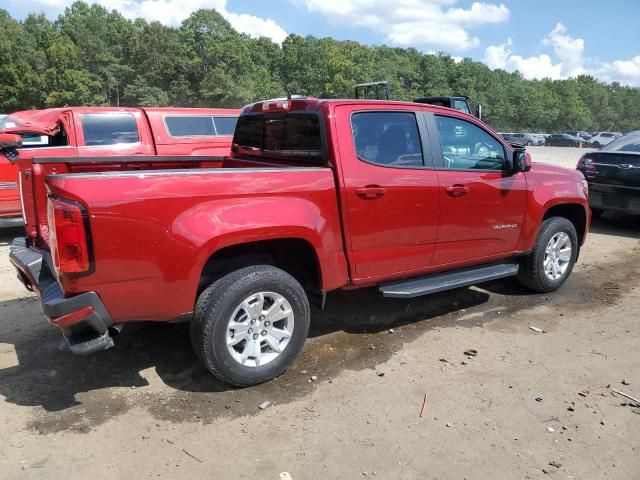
[475,104,482,120]
[513,149,532,173]
[0,133,22,150]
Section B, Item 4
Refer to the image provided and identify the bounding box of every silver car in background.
[510,132,545,146]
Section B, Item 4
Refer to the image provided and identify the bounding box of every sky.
[3,0,640,86]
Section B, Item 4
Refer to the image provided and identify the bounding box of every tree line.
[1,1,639,133]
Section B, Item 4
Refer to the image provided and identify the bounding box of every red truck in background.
[0,107,239,227]
[10,97,590,387]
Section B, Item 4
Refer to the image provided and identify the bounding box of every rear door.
[335,104,439,281]
[429,113,527,266]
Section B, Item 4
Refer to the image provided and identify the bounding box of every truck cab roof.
[241,97,472,117]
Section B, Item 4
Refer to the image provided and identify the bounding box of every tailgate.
[582,151,640,187]
[0,155,20,217]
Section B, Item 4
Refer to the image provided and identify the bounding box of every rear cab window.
[80,113,139,146]
[233,113,324,163]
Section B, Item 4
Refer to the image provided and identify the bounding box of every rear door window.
[213,117,238,136]
[80,113,139,146]
[165,115,238,137]
[351,112,424,168]
[165,116,215,136]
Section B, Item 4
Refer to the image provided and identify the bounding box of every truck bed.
[44,160,347,323]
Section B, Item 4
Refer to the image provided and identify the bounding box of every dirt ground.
[0,147,638,480]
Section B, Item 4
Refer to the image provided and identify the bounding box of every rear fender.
[174,196,348,293]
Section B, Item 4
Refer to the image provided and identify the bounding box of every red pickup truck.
[0,106,239,227]
[9,98,590,387]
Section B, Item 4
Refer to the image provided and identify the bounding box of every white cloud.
[225,12,288,45]
[542,23,585,77]
[23,0,288,44]
[292,0,510,51]
[484,37,562,80]
[484,24,640,86]
[594,56,640,86]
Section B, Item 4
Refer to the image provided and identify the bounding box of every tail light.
[47,196,92,275]
[577,155,596,171]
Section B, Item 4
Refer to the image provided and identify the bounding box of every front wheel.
[517,217,578,293]
[191,265,310,387]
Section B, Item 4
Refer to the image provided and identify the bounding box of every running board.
[379,262,519,298]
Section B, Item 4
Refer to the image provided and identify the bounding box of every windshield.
[233,113,324,162]
[601,134,640,153]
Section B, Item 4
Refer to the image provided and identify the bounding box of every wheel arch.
[542,203,588,245]
[196,237,325,305]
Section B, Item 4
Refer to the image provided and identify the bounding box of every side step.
[379,262,519,299]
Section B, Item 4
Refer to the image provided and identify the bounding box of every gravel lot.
[1,146,639,480]
[528,145,596,168]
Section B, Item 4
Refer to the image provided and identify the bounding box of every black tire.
[590,208,604,220]
[517,217,578,293]
[191,265,310,387]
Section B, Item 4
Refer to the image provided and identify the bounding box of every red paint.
[0,106,240,226]
[16,99,589,329]
[51,306,96,328]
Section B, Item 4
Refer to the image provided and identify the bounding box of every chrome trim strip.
[34,155,226,164]
[47,167,332,180]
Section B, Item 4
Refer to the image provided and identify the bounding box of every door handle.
[445,184,469,197]
[356,185,386,200]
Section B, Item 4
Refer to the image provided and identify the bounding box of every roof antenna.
[280,73,293,100]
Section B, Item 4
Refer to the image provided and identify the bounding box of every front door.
[335,105,439,282]
[429,113,528,266]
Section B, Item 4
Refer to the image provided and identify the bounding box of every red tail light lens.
[577,155,595,171]
[47,197,92,274]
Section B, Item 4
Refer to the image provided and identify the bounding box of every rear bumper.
[588,183,640,214]
[9,237,114,355]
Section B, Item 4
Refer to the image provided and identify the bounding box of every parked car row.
[500,131,624,148]
[545,133,586,147]
[499,132,545,146]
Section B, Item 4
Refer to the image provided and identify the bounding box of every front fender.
[516,166,589,251]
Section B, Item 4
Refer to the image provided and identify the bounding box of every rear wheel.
[517,217,578,293]
[191,265,310,387]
